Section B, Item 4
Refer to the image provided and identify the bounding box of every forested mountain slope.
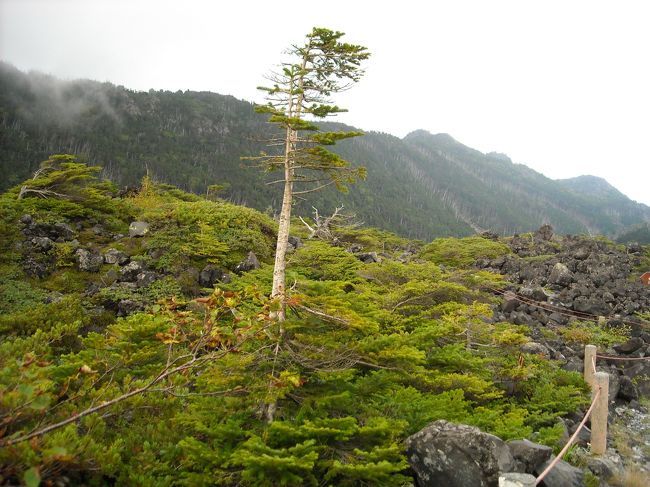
[2,62,649,239]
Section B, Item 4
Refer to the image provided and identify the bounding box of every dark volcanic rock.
[53,223,75,241]
[534,456,584,487]
[626,242,643,254]
[347,243,363,253]
[481,231,500,241]
[617,375,640,401]
[199,265,231,287]
[23,221,75,241]
[75,248,103,272]
[288,235,303,249]
[549,263,573,286]
[573,246,590,260]
[356,252,379,264]
[507,439,552,473]
[136,271,160,288]
[31,236,54,251]
[405,420,515,487]
[120,261,145,282]
[572,296,610,316]
[502,293,519,313]
[613,337,644,354]
[520,342,550,359]
[234,252,260,274]
[23,255,54,278]
[585,456,618,481]
[534,224,554,242]
[19,214,33,225]
[104,248,129,265]
[118,299,145,317]
[128,221,150,238]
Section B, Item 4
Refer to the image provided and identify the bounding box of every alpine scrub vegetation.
[0,156,592,485]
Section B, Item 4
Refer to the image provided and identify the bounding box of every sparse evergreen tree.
[249,27,370,320]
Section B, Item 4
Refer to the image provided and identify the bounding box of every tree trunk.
[270,161,293,321]
[266,150,293,423]
[270,101,298,320]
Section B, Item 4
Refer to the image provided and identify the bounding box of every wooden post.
[598,316,606,326]
[499,473,536,487]
[591,371,609,455]
[584,344,597,388]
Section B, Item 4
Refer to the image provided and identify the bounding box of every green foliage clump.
[559,320,630,347]
[535,422,566,452]
[51,241,78,267]
[0,294,87,336]
[10,155,126,225]
[519,366,590,429]
[127,180,275,271]
[420,236,511,267]
[0,271,48,315]
[290,241,362,281]
[334,226,416,254]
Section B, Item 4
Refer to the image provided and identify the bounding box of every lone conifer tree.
[252,27,370,320]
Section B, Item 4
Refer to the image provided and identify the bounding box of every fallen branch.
[297,304,351,326]
[18,186,69,200]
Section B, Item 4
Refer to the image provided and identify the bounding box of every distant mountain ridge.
[1,61,649,240]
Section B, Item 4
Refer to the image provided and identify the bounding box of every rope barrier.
[485,285,650,328]
[534,386,602,486]
[595,354,650,362]
[489,287,600,321]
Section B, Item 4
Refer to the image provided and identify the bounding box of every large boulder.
[572,296,610,316]
[119,261,145,282]
[104,248,129,266]
[136,271,161,288]
[23,255,54,278]
[234,252,260,274]
[534,456,584,487]
[356,252,379,264]
[613,337,644,354]
[31,236,54,252]
[288,235,303,250]
[617,375,639,401]
[501,292,519,313]
[19,214,32,225]
[623,361,650,396]
[534,224,554,242]
[128,221,150,238]
[405,420,515,487]
[75,248,103,272]
[549,263,574,287]
[23,221,76,241]
[117,299,145,317]
[520,342,551,359]
[199,265,231,287]
[53,223,76,241]
[507,439,552,473]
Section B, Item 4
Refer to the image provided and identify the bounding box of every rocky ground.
[479,225,650,485]
[407,226,650,487]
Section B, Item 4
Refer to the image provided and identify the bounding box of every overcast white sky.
[1,0,649,205]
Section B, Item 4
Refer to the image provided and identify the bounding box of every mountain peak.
[557,175,623,198]
[486,152,512,163]
[404,130,457,143]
